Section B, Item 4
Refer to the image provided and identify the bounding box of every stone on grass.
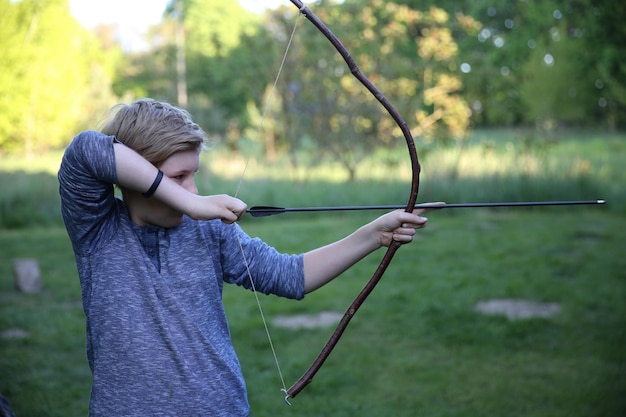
[0,328,30,339]
[475,299,560,320]
[13,258,42,294]
[273,312,343,330]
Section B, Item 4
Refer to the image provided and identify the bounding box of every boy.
[58,98,430,416]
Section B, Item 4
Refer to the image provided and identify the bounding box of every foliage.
[119,0,280,138]
[133,0,624,175]
[0,130,623,230]
[518,22,594,127]
[184,0,273,126]
[414,0,626,128]
[0,0,120,154]
[585,0,626,128]
[109,0,476,177]
[243,1,475,179]
[1,0,624,171]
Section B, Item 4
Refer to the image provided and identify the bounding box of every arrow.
[247,200,606,217]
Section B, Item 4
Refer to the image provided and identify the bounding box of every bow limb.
[285,0,421,400]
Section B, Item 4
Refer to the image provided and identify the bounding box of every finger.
[220,209,240,224]
[395,210,425,221]
[235,209,247,221]
[395,228,417,238]
[392,232,414,243]
[392,219,426,243]
[398,214,428,229]
[401,218,427,228]
[229,198,248,221]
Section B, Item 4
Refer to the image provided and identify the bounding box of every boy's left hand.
[376,203,443,247]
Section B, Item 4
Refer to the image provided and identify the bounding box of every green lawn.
[1,128,624,415]
[1,208,624,416]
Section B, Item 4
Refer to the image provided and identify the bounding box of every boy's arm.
[302,209,431,293]
[113,142,246,223]
[58,131,118,252]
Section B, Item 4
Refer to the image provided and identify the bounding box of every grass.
[1,209,624,416]
[0,129,624,229]
[0,128,625,415]
[203,128,624,211]
[232,210,626,416]
[0,228,90,416]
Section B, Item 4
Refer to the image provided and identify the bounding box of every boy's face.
[129,149,201,228]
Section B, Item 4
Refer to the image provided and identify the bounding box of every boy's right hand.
[191,194,247,224]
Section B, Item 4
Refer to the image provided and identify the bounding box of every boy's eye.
[170,171,196,182]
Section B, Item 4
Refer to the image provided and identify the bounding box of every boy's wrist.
[143,170,164,198]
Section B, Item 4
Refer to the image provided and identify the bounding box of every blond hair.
[101,98,207,166]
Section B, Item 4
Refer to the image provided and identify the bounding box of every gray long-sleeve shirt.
[58,131,305,416]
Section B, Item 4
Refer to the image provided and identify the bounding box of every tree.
[183,0,274,135]
[255,0,475,180]
[410,0,626,128]
[518,20,595,129]
[582,0,626,129]
[0,0,119,154]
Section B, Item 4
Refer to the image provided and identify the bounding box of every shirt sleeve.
[218,223,306,300]
[58,130,119,255]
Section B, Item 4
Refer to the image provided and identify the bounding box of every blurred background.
[2,0,624,158]
[1,2,625,416]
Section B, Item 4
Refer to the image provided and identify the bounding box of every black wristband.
[143,170,164,198]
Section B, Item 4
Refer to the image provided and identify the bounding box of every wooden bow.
[284,0,422,402]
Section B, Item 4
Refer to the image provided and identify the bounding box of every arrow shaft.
[247,200,605,217]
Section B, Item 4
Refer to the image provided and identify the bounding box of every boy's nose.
[186,181,198,195]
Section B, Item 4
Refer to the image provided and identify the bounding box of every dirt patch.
[0,328,30,339]
[272,300,560,329]
[273,311,343,330]
[475,299,561,320]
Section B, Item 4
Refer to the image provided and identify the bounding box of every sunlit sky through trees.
[69,0,292,50]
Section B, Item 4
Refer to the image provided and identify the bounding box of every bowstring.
[234,8,302,198]
[232,9,304,398]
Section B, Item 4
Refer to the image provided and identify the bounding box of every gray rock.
[13,258,42,293]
